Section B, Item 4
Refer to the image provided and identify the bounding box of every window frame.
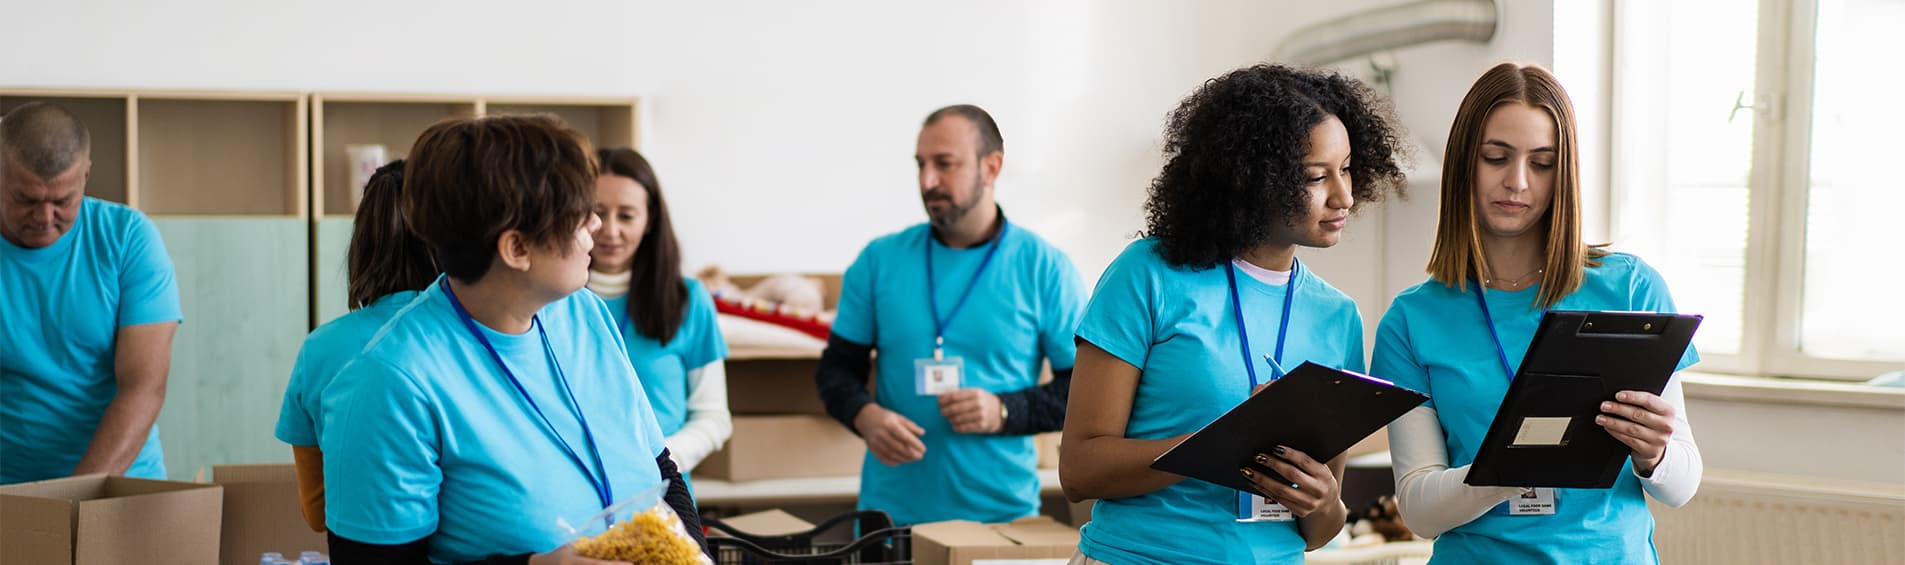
[1612,0,1905,381]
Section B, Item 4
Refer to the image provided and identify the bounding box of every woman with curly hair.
[1058,64,1407,564]
[1374,62,1700,564]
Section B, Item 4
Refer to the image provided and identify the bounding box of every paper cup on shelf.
[345,144,387,208]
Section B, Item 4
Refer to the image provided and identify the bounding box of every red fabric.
[712,293,832,340]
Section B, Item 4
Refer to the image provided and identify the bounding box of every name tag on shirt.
[1237,495,1295,522]
[914,357,964,395]
[1508,487,1557,515]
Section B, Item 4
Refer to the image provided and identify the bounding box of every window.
[1612,0,1905,380]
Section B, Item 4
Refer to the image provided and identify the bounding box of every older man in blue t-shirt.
[0,102,181,484]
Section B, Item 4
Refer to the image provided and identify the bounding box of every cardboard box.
[726,357,828,416]
[698,415,865,481]
[1345,426,1390,459]
[911,516,1079,565]
[726,351,880,417]
[710,509,815,537]
[1035,432,1061,470]
[0,474,222,565]
[212,464,328,565]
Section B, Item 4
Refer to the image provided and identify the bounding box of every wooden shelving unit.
[0,89,305,217]
[311,94,481,219]
[483,95,641,153]
[135,92,306,217]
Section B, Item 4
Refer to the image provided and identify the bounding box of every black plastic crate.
[706,510,911,565]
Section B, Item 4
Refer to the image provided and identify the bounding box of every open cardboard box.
[208,464,328,565]
[911,516,1079,565]
[0,474,222,565]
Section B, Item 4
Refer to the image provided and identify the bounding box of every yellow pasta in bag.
[572,508,705,564]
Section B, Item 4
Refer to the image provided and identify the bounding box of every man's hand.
[853,404,926,466]
[938,388,1005,434]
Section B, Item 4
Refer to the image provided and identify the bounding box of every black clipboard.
[1151,362,1428,494]
[1465,310,1701,489]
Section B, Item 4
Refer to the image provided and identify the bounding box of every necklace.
[1484,267,1543,290]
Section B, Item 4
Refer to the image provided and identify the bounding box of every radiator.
[1651,471,1905,565]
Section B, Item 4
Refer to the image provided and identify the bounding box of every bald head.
[1,102,92,180]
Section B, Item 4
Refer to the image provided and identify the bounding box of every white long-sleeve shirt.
[665,359,732,472]
[1388,376,1703,538]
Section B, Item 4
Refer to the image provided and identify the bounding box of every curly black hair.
[1143,64,1408,269]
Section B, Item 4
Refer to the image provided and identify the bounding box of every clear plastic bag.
[557,483,712,564]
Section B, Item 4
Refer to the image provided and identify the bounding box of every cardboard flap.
[101,476,221,499]
[0,474,110,501]
[715,509,814,537]
[77,484,221,565]
[993,517,1077,546]
[0,495,76,565]
[913,520,1003,546]
[212,463,299,484]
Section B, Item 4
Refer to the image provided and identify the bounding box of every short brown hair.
[1428,63,1605,308]
[347,159,436,309]
[402,115,596,282]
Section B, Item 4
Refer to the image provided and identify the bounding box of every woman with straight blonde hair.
[1372,63,1702,563]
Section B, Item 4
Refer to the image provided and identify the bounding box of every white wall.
[0,0,1565,299]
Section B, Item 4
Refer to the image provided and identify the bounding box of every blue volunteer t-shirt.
[274,290,422,447]
[320,278,668,562]
[1371,252,1699,565]
[1074,238,1365,565]
[600,278,728,440]
[1,198,178,484]
[832,221,1086,526]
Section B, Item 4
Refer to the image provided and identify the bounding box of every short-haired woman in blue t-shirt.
[320,116,706,565]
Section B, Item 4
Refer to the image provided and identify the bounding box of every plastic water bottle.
[299,551,330,565]
[260,553,284,565]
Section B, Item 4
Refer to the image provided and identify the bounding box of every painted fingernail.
[1254,453,1270,465]
[1241,468,1254,478]
[1272,446,1287,455]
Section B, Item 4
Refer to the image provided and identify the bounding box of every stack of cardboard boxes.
[699,274,867,482]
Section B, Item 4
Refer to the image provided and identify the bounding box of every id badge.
[914,356,964,395]
[1508,487,1557,516]
[1236,493,1295,522]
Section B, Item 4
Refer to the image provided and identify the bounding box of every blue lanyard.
[1471,282,1540,382]
[440,279,614,510]
[1225,258,1300,387]
[925,220,1009,359]
[1226,258,1300,520]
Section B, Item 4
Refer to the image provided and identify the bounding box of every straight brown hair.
[595,147,687,344]
[1428,62,1605,308]
[402,115,596,282]
[346,160,435,309]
